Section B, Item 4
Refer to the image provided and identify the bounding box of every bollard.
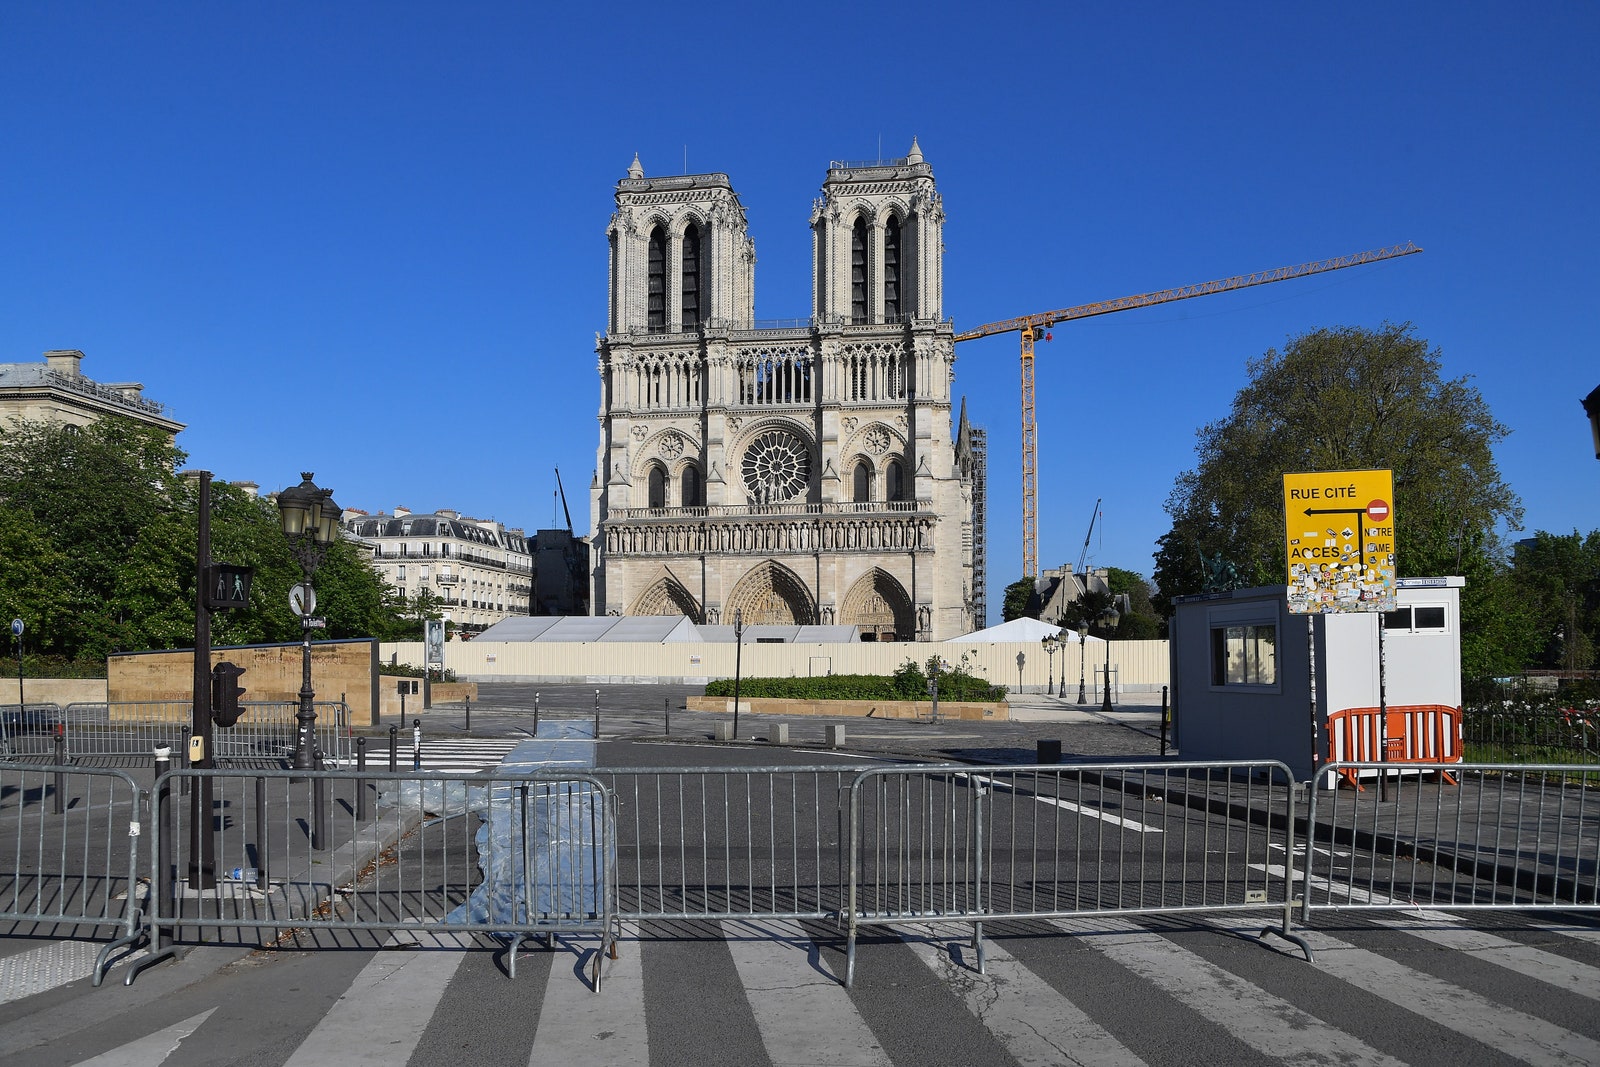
[52,723,65,814]
[355,737,367,822]
[312,774,328,851]
[464,695,471,735]
[664,697,670,736]
[388,724,398,772]
[254,775,268,887]
[1036,739,1062,764]
[593,689,600,738]
[713,721,733,742]
[1160,685,1169,758]
[825,724,846,749]
[534,691,540,735]
[769,723,789,745]
[153,746,173,955]
[412,719,422,771]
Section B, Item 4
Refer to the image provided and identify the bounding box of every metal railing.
[596,766,854,922]
[845,761,1305,986]
[1303,761,1600,919]
[0,763,145,985]
[140,766,616,987]
[20,701,351,766]
[1461,707,1600,763]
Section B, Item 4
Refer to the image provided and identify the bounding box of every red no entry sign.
[1368,499,1390,522]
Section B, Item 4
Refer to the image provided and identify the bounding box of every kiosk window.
[1384,606,1448,632]
[1210,624,1277,686]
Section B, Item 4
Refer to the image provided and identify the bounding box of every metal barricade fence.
[41,701,351,766]
[140,767,615,987]
[1,702,66,760]
[0,763,145,985]
[595,766,854,922]
[1303,761,1600,919]
[845,760,1305,987]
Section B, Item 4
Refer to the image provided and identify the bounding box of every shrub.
[705,656,1006,703]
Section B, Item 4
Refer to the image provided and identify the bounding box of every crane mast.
[954,242,1422,579]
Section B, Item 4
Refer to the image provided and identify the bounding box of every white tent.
[948,617,1102,643]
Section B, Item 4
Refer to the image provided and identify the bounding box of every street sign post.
[1282,469,1397,615]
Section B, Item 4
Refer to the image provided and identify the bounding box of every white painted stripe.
[283,931,471,1067]
[527,922,646,1066]
[1052,916,1405,1066]
[1203,915,1600,1066]
[1373,918,1600,999]
[959,773,1163,833]
[70,1009,216,1067]
[1250,861,1450,912]
[892,924,1145,1067]
[723,918,891,1066]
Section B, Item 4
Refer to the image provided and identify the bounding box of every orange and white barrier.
[1324,704,1461,789]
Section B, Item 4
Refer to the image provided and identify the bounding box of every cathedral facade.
[590,141,979,641]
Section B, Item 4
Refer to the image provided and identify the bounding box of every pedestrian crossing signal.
[211,661,247,727]
[207,564,253,610]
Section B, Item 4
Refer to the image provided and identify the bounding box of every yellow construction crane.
[953,242,1423,579]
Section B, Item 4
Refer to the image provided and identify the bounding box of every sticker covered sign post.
[1282,469,1397,614]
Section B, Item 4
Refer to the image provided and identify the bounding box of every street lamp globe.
[277,473,319,538]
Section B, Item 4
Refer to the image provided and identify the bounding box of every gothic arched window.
[647,465,667,509]
[681,463,702,507]
[853,460,873,503]
[850,217,868,324]
[883,214,901,321]
[681,223,702,330]
[647,226,667,332]
[886,459,904,502]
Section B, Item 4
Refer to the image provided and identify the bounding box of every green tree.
[1001,576,1035,621]
[0,416,412,665]
[1511,530,1600,672]
[1152,324,1522,672]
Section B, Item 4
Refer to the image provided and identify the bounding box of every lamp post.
[1097,602,1121,714]
[1041,634,1059,697]
[1584,384,1600,461]
[1077,622,1088,704]
[277,472,341,771]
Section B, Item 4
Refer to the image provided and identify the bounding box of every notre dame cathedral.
[589,140,982,641]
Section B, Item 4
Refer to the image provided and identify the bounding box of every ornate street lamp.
[1097,601,1121,714]
[1584,384,1600,461]
[730,609,745,741]
[277,472,340,770]
[1041,633,1060,697]
[1076,621,1089,704]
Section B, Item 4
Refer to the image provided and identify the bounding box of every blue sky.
[3,2,1595,622]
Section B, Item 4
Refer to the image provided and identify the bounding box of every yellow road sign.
[1282,469,1396,614]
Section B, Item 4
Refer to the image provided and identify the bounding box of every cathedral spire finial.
[627,153,644,179]
[906,137,924,164]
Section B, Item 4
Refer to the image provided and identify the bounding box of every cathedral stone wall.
[591,142,977,641]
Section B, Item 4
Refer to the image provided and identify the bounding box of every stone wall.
[686,695,1006,721]
[107,639,380,725]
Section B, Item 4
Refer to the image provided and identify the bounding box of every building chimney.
[44,350,84,377]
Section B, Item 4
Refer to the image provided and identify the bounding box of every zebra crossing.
[358,735,525,773]
[21,911,1600,1066]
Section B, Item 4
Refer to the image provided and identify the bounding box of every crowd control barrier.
[0,763,145,985]
[844,760,1306,987]
[1303,761,1600,919]
[1325,705,1462,789]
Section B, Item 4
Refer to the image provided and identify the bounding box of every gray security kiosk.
[1168,577,1464,781]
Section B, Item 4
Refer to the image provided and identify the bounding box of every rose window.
[864,426,891,455]
[658,431,684,458]
[741,428,810,503]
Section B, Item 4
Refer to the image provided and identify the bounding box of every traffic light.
[211,661,247,727]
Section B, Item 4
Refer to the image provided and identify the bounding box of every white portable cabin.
[1168,577,1464,781]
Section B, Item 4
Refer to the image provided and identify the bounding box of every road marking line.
[959,773,1163,833]
[1052,915,1405,1066]
[528,922,646,1066]
[1203,914,1600,1066]
[724,918,891,1066]
[283,931,470,1066]
[69,1008,217,1067]
[1372,917,1600,996]
[891,923,1145,1066]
